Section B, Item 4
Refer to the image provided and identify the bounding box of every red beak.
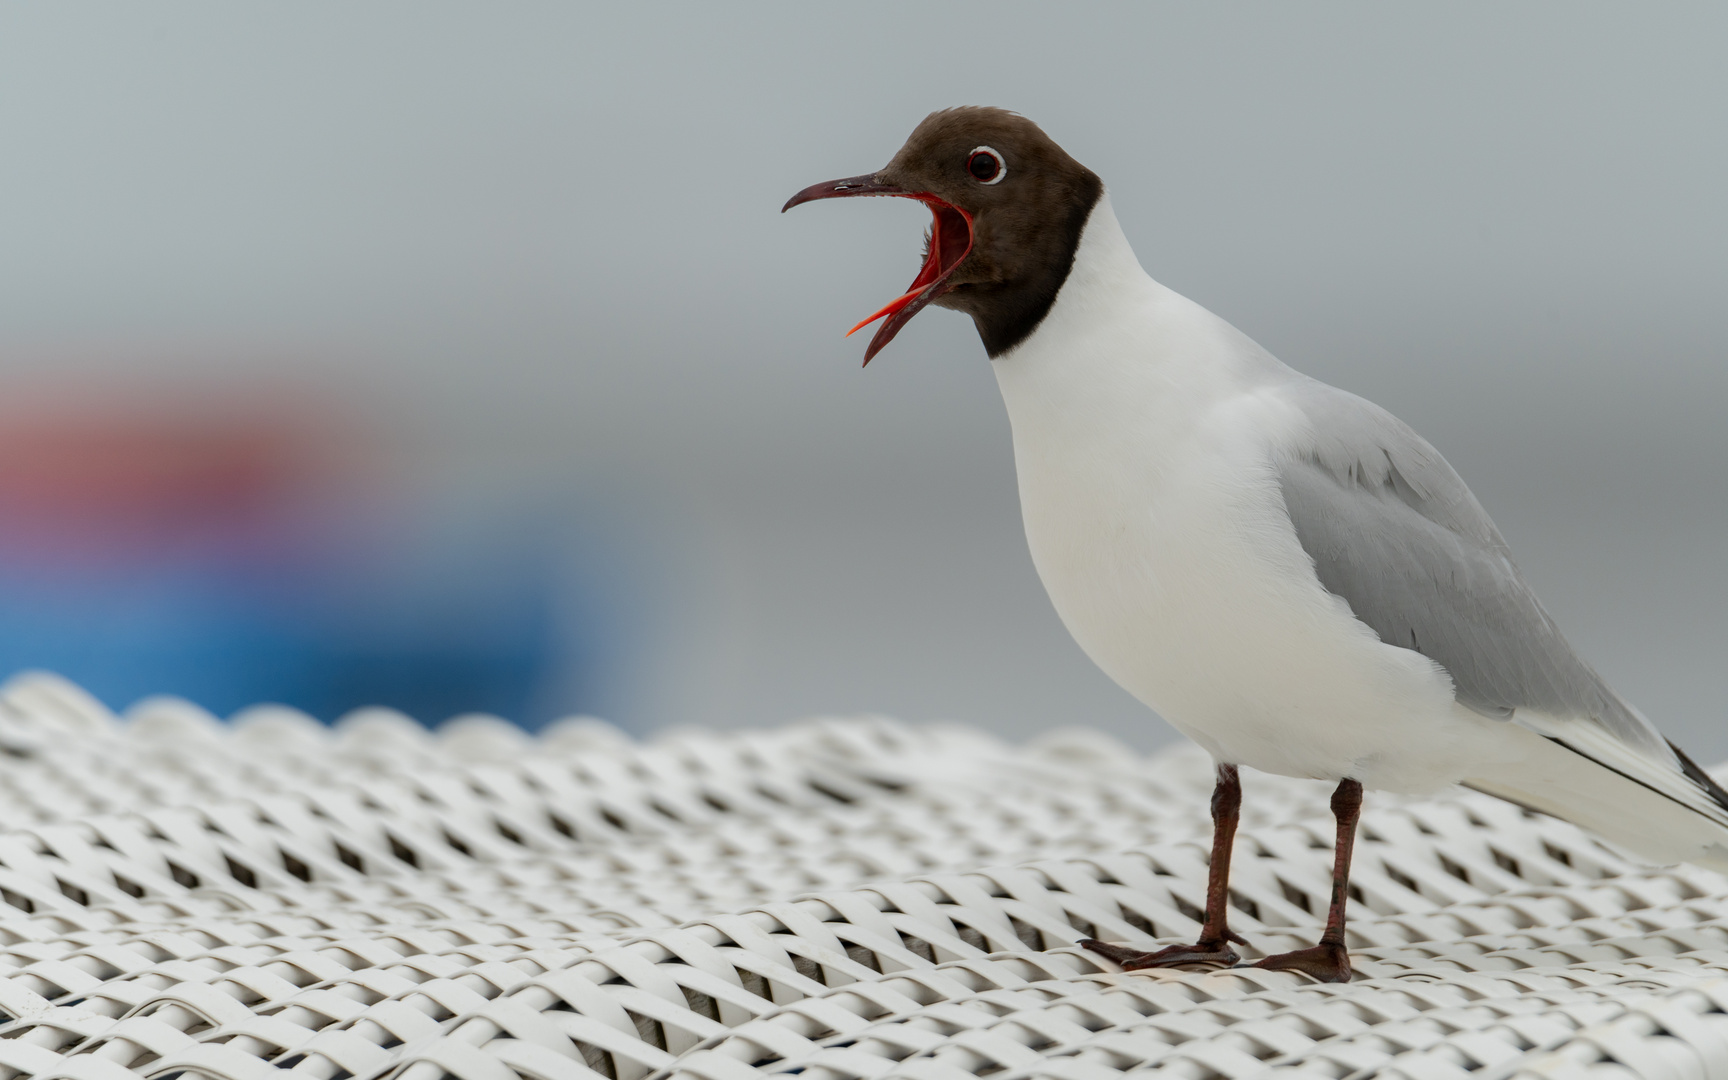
[783,174,974,366]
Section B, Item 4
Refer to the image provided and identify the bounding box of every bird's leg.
[1252,777,1361,982]
[1081,763,1246,970]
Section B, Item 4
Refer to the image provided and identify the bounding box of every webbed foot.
[1251,940,1351,982]
[1080,936,1243,970]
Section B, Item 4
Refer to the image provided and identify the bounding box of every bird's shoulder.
[1267,375,1507,553]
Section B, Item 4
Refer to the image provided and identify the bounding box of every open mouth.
[783,176,975,365]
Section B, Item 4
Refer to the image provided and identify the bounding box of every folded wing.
[1275,377,1672,763]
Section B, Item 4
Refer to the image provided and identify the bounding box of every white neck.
[992,192,1279,445]
[1017,193,1154,331]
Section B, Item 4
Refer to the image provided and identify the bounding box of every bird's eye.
[967,146,1006,185]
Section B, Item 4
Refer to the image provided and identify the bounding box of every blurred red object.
[0,382,375,564]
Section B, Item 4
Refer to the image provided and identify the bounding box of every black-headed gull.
[785,107,1728,982]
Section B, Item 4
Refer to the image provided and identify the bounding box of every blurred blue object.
[0,384,614,728]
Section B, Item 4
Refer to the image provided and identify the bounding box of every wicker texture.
[0,674,1724,1079]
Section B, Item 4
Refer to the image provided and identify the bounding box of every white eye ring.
[967,145,1007,185]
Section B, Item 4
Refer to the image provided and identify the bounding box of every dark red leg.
[1253,778,1361,982]
[1082,763,1247,970]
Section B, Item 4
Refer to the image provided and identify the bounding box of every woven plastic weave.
[0,674,1725,1080]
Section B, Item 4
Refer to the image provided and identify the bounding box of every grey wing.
[1275,377,1670,761]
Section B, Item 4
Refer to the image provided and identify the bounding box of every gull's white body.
[994,196,1481,792]
[992,196,1728,867]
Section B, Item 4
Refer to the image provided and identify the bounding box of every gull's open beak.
[784,173,974,366]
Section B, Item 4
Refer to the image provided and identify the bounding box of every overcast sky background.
[2,3,1725,756]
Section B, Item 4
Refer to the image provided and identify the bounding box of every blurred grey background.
[0,3,1724,756]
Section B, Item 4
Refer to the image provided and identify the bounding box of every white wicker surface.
[0,675,1725,1079]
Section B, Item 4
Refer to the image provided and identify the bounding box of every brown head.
[784,107,1104,365]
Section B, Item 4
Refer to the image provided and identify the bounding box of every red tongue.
[847,201,969,338]
[846,286,926,338]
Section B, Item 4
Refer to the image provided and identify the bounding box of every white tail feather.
[1464,717,1728,871]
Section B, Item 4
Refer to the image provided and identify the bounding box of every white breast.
[991,196,1486,793]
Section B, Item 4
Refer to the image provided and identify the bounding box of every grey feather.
[1274,377,1672,761]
